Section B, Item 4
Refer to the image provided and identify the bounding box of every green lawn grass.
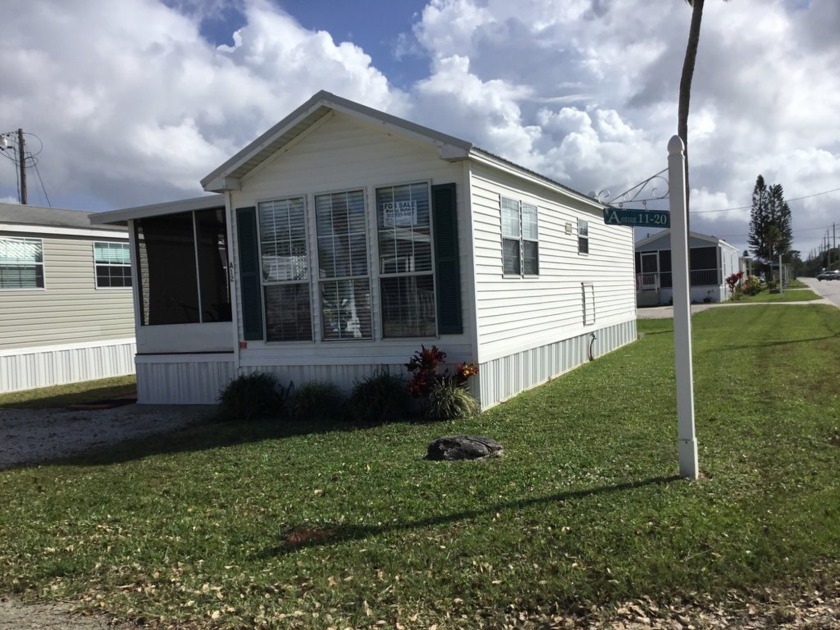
[735,287,822,302]
[0,375,136,409]
[1,306,839,629]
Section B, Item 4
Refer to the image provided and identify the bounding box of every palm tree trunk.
[678,0,705,223]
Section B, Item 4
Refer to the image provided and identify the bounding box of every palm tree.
[678,0,706,156]
[677,0,727,220]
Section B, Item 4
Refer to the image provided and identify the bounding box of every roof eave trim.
[468,149,604,210]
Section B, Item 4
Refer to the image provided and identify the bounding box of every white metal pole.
[668,136,698,480]
[779,254,784,295]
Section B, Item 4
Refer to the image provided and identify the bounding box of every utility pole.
[17,128,27,205]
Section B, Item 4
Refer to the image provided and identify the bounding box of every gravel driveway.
[0,403,214,470]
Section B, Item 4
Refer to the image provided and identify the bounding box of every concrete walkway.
[636,283,838,320]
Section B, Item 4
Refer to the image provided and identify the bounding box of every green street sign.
[603,207,670,228]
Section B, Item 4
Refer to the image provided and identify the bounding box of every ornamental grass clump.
[287,381,347,424]
[217,372,289,422]
[424,379,480,420]
[348,370,410,424]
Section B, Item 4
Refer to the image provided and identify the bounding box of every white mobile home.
[92,91,637,409]
[635,230,740,306]
[0,203,135,393]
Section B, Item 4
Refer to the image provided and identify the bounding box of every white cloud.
[1,0,838,257]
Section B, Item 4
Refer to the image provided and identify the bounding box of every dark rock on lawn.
[427,435,503,461]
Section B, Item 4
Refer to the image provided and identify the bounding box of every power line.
[693,186,840,214]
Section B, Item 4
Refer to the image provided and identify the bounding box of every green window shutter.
[236,206,264,340]
[432,183,463,335]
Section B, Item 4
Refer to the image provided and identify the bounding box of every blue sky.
[1,0,839,258]
[196,0,432,87]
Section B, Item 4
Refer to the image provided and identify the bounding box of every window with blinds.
[377,182,435,337]
[578,219,589,254]
[501,197,539,276]
[315,190,372,340]
[0,236,44,289]
[259,197,312,341]
[94,241,132,288]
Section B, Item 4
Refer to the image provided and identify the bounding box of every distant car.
[817,270,840,281]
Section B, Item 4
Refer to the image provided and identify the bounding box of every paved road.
[800,275,840,307]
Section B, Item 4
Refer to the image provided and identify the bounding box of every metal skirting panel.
[476,320,637,409]
[136,358,237,404]
[250,363,407,395]
[0,339,136,394]
[136,360,409,405]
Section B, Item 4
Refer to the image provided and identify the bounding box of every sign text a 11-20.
[602,207,670,228]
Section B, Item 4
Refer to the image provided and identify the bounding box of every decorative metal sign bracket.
[593,167,670,208]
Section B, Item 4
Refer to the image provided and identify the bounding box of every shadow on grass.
[264,474,682,556]
[47,413,445,469]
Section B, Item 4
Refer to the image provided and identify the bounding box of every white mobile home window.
[0,236,44,289]
[259,197,312,342]
[377,182,435,337]
[501,197,539,276]
[578,219,589,254]
[94,241,132,288]
[315,189,372,340]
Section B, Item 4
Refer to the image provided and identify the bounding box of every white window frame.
[0,236,44,290]
[93,241,132,289]
[501,196,539,277]
[578,219,589,255]
[315,188,372,341]
[376,181,436,338]
[258,196,313,342]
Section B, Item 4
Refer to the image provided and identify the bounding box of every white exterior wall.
[0,229,136,393]
[468,164,637,407]
[226,111,475,393]
[130,111,639,407]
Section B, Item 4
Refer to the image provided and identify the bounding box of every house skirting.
[0,338,136,394]
[135,354,237,404]
[476,320,637,409]
[133,321,638,408]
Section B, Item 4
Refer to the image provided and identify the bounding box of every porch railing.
[636,268,721,290]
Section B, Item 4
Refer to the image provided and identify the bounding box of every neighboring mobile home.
[92,91,637,409]
[0,203,135,393]
[635,229,740,306]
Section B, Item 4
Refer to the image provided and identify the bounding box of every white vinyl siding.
[229,110,469,365]
[470,164,635,363]
[0,232,134,351]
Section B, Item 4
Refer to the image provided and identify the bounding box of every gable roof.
[634,229,737,250]
[200,90,602,210]
[201,90,473,193]
[0,202,125,234]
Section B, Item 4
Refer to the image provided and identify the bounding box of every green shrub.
[287,381,346,424]
[217,372,288,422]
[424,380,480,420]
[742,275,762,296]
[348,370,410,424]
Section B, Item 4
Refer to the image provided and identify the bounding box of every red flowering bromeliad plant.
[405,345,479,398]
[725,271,744,293]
